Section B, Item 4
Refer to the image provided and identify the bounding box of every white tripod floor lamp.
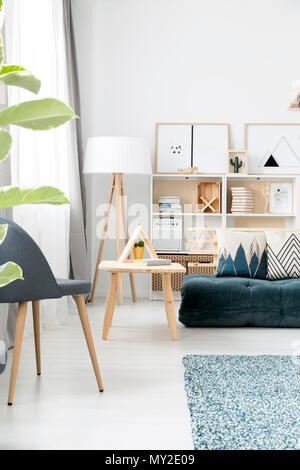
[83,136,152,304]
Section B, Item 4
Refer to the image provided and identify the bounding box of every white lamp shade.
[83,136,152,175]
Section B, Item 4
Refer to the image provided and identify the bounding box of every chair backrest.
[0,215,61,302]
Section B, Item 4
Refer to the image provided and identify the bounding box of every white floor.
[0,297,299,450]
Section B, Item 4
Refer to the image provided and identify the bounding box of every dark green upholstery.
[179,274,300,327]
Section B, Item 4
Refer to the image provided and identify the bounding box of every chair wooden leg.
[74,295,104,392]
[32,301,41,375]
[8,302,28,405]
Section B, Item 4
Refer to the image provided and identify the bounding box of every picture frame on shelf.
[155,124,192,173]
[268,182,293,215]
[227,149,248,174]
[155,123,230,174]
[192,123,229,173]
[245,123,300,174]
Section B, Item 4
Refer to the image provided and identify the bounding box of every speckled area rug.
[183,355,300,450]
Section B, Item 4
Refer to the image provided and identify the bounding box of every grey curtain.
[63,0,89,281]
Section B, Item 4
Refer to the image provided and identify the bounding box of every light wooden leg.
[89,175,115,302]
[102,273,118,339]
[120,177,137,302]
[8,302,28,405]
[32,301,41,375]
[115,174,123,305]
[74,295,104,392]
[161,274,177,340]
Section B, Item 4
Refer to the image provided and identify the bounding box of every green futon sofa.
[179,274,300,327]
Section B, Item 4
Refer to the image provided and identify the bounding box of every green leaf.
[0,186,70,209]
[0,262,23,288]
[0,65,26,73]
[0,98,77,130]
[0,65,41,94]
[0,128,12,162]
[0,223,8,244]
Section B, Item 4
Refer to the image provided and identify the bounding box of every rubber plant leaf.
[0,98,77,130]
[0,186,70,208]
[0,262,23,288]
[0,65,41,94]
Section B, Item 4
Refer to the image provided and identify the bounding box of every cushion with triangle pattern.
[265,231,300,279]
[216,231,267,279]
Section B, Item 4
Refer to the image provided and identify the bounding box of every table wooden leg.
[161,273,177,340]
[102,273,118,340]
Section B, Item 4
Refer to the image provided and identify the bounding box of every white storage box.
[152,218,182,252]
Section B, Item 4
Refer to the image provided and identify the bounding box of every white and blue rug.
[183,355,300,450]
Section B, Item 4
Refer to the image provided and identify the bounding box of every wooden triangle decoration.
[187,227,218,263]
[118,225,158,263]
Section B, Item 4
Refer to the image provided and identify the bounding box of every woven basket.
[152,253,216,292]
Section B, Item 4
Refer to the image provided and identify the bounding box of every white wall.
[72,0,300,296]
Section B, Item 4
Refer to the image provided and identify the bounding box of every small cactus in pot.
[133,240,144,259]
[230,156,243,173]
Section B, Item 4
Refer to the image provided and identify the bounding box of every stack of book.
[231,187,254,214]
[157,196,182,215]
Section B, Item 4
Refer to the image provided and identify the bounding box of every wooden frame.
[245,123,300,175]
[155,122,230,174]
[197,181,221,213]
[187,227,218,265]
[268,182,293,215]
[227,149,248,174]
[119,225,158,262]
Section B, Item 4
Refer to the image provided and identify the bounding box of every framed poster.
[192,124,229,173]
[269,182,293,215]
[155,124,192,173]
[155,123,230,173]
[245,123,300,174]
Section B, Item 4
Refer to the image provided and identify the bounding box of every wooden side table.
[99,261,186,340]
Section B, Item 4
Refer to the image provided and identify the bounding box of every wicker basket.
[152,254,186,291]
[187,262,216,275]
[152,253,216,292]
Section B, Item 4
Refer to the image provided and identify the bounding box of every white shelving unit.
[150,173,299,250]
[149,173,300,298]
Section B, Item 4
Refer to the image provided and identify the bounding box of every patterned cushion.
[266,231,300,279]
[217,231,267,279]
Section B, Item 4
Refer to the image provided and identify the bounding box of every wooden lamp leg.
[32,301,41,375]
[74,295,104,392]
[161,273,177,340]
[8,302,28,406]
[120,175,137,302]
[115,173,123,305]
[89,175,115,303]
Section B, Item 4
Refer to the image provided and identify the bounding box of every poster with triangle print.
[245,124,300,174]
